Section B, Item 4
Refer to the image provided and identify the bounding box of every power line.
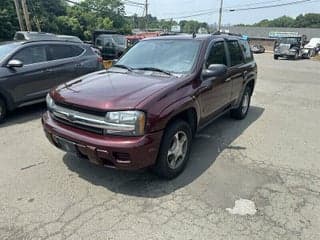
[228,0,316,11]
[162,0,318,20]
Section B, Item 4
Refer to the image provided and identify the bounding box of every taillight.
[97,56,103,63]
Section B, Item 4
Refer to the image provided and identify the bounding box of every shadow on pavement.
[0,103,46,128]
[63,106,265,198]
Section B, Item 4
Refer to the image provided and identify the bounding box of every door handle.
[75,63,83,68]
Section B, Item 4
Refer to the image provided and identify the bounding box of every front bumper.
[42,111,163,170]
[274,51,296,57]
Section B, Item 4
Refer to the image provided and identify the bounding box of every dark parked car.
[42,34,257,179]
[0,40,103,122]
[251,44,265,54]
[14,31,83,43]
[273,36,307,60]
[93,30,127,60]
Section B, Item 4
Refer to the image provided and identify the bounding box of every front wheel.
[274,55,278,60]
[231,86,251,120]
[153,120,192,179]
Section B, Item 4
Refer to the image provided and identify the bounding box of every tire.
[294,52,299,60]
[0,98,7,123]
[231,86,251,120]
[153,120,192,179]
[274,55,278,60]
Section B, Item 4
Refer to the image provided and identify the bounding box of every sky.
[124,0,320,25]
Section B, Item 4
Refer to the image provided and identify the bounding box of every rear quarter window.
[46,44,84,61]
[227,40,245,66]
[239,40,254,63]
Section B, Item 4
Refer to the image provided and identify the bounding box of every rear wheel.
[0,98,7,123]
[274,55,278,60]
[153,120,192,179]
[231,86,251,120]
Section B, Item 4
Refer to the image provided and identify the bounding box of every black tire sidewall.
[0,98,6,123]
[154,120,192,179]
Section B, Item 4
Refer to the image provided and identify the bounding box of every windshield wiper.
[134,67,173,76]
[113,64,133,72]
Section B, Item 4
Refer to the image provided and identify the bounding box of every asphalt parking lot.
[1,54,320,240]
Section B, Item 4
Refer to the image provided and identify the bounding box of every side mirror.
[7,59,23,68]
[202,64,227,79]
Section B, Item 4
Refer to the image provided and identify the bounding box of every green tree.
[0,0,19,41]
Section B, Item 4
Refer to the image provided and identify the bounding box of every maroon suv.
[42,34,257,179]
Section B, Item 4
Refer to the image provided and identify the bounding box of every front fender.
[147,96,200,133]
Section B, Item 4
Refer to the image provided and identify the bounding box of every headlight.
[46,94,54,109]
[104,111,146,136]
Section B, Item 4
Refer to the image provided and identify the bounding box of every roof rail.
[212,31,242,37]
[21,39,83,44]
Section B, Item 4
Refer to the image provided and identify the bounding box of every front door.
[199,40,232,121]
[4,45,50,104]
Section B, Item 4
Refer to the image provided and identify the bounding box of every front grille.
[52,114,104,135]
[50,103,106,135]
[56,102,105,117]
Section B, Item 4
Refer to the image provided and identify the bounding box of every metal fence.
[227,26,320,40]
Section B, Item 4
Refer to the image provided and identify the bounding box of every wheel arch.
[152,97,200,136]
[0,88,14,111]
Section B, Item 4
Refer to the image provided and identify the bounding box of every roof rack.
[212,30,242,37]
[21,39,83,44]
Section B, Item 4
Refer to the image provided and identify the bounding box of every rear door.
[45,43,86,88]
[199,40,232,119]
[225,40,246,102]
[3,45,50,103]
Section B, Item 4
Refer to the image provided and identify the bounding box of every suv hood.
[52,70,176,110]
[305,38,320,49]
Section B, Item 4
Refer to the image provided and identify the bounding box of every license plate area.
[53,136,77,154]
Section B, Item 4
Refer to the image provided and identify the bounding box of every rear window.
[239,40,253,63]
[227,40,244,66]
[14,33,25,40]
[46,44,84,61]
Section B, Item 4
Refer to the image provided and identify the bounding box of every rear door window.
[206,41,228,68]
[46,44,84,61]
[13,46,47,65]
[239,40,253,63]
[227,40,244,66]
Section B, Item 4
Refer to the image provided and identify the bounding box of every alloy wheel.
[167,131,188,170]
[241,91,250,115]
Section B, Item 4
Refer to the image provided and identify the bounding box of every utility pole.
[21,0,32,32]
[145,0,148,30]
[218,0,224,31]
[13,0,25,31]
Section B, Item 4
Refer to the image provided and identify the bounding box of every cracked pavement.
[0,54,319,239]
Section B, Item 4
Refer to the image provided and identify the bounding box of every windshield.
[0,43,20,60]
[113,35,126,47]
[117,39,201,74]
[278,37,300,45]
